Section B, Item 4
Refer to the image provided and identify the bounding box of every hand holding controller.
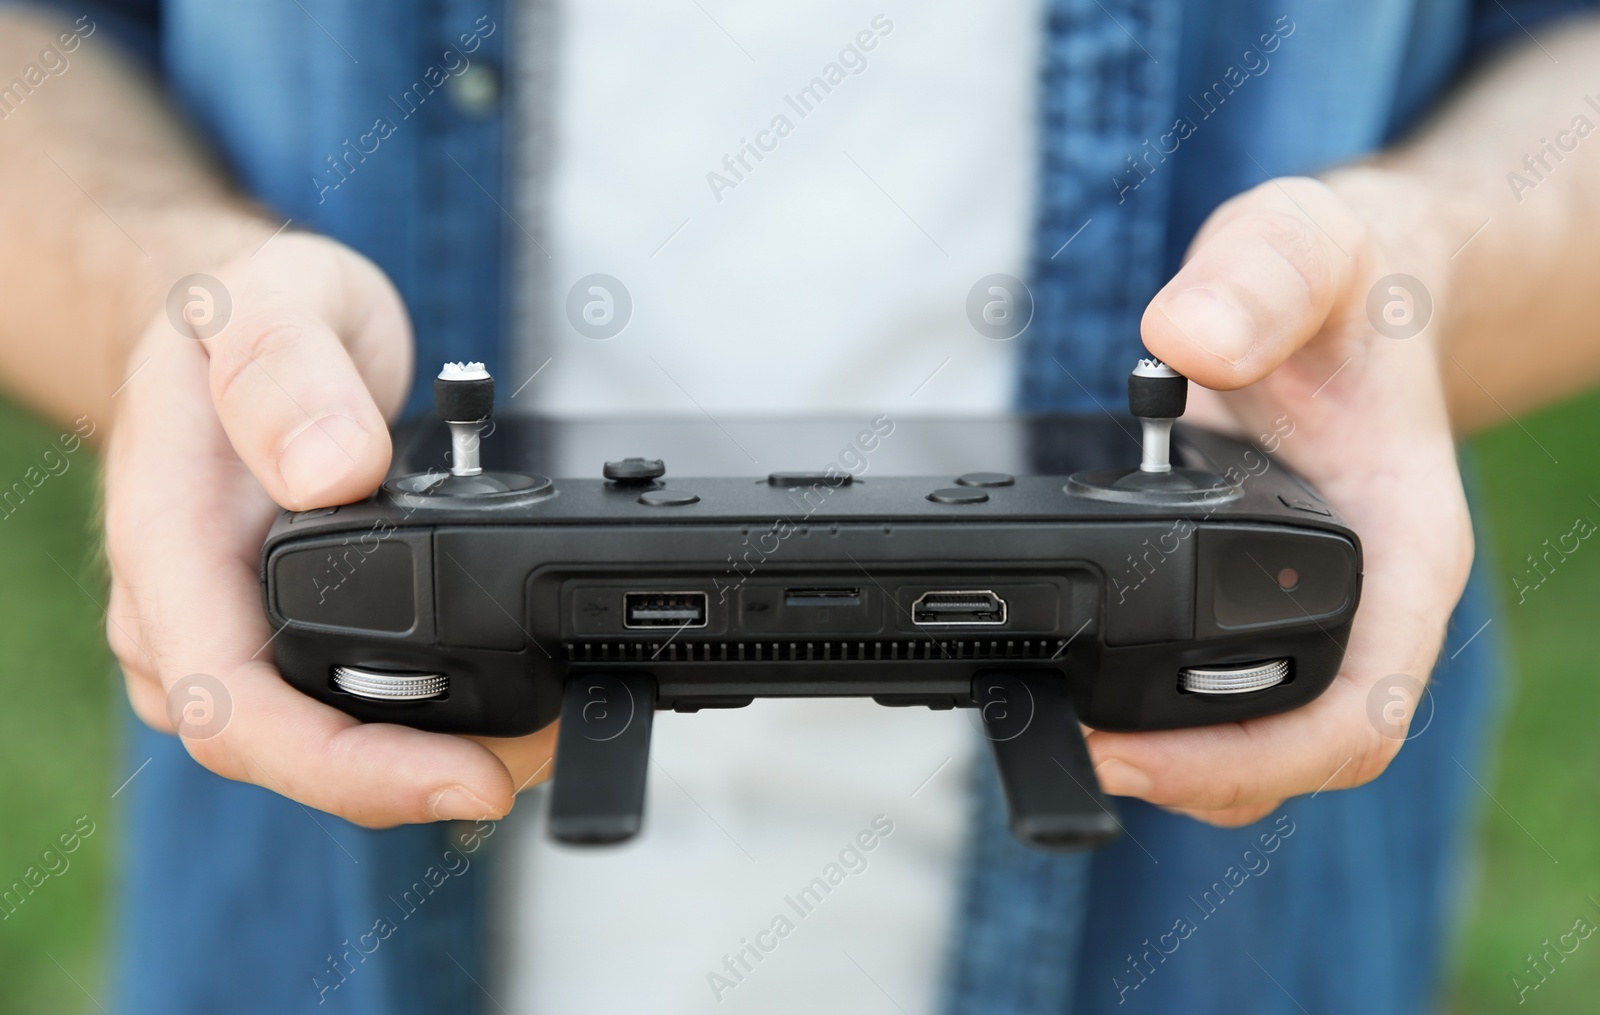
[105,233,555,829]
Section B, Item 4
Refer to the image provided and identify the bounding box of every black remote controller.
[260,359,1361,852]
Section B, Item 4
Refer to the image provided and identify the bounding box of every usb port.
[623,591,708,629]
[913,590,1007,626]
[784,587,862,608]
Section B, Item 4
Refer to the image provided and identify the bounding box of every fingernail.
[278,414,371,506]
[1096,758,1154,798]
[429,785,502,822]
[1159,287,1256,365]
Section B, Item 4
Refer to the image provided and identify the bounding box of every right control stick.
[1065,356,1229,501]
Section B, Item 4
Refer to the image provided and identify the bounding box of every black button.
[605,457,665,482]
[956,472,1014,488]
[290,506,339,523]
[1277,494,1331,517]
[928,488,988,505]
[768,471,851,487]
[639,489,699,507]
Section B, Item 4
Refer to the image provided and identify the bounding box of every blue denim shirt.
[62,0,1589,1011]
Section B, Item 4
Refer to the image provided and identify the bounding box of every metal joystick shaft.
[1128,358,1187,474]
[435,362,494,477]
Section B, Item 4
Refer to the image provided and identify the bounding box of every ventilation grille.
[562,638,1070,664]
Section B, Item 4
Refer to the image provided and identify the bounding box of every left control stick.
[435,361,494,477]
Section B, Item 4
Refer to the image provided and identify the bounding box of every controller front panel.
[265,513,1359,738]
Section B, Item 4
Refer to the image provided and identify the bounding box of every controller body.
[260,412,1361,850]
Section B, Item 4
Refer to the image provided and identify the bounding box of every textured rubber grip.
[1128,371,1187,419]
[434,376,495,422]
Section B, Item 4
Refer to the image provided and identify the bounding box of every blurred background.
[0,388,1597,1010]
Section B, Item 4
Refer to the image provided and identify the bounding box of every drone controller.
[260,359,1361,852]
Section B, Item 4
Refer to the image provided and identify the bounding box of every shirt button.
[448,63,501,117]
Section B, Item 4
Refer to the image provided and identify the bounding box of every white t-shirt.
[501,2,1039,1011]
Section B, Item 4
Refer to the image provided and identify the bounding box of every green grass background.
[1448,390,1600,1013]
[0,390,1595,1013]
[0,395,115,1013]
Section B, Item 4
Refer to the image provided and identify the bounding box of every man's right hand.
[104,232,556,826]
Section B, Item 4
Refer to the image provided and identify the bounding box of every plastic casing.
[260,415,1362,737]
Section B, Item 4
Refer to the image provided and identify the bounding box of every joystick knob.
[385,362,550,500]
[1128,358,1186,474]
[1064,357,1232,504]
[436,361,494,477]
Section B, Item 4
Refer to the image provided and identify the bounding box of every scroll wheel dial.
[1178,659,1288,695]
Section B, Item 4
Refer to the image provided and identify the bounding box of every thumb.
[1140,177,1367,390]
[195,238,411,510]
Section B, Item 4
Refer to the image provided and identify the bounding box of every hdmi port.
[913,590,1007,626]
[624,591,708,629]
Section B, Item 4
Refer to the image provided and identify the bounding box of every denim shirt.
[62,0,1588,1012]
[133,0,1571,414]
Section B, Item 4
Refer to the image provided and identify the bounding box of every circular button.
[447,63,501,117]
[928,488,989,505]
[605,457,665,482]
[956,472,1014,488]
[639,489,699,507]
